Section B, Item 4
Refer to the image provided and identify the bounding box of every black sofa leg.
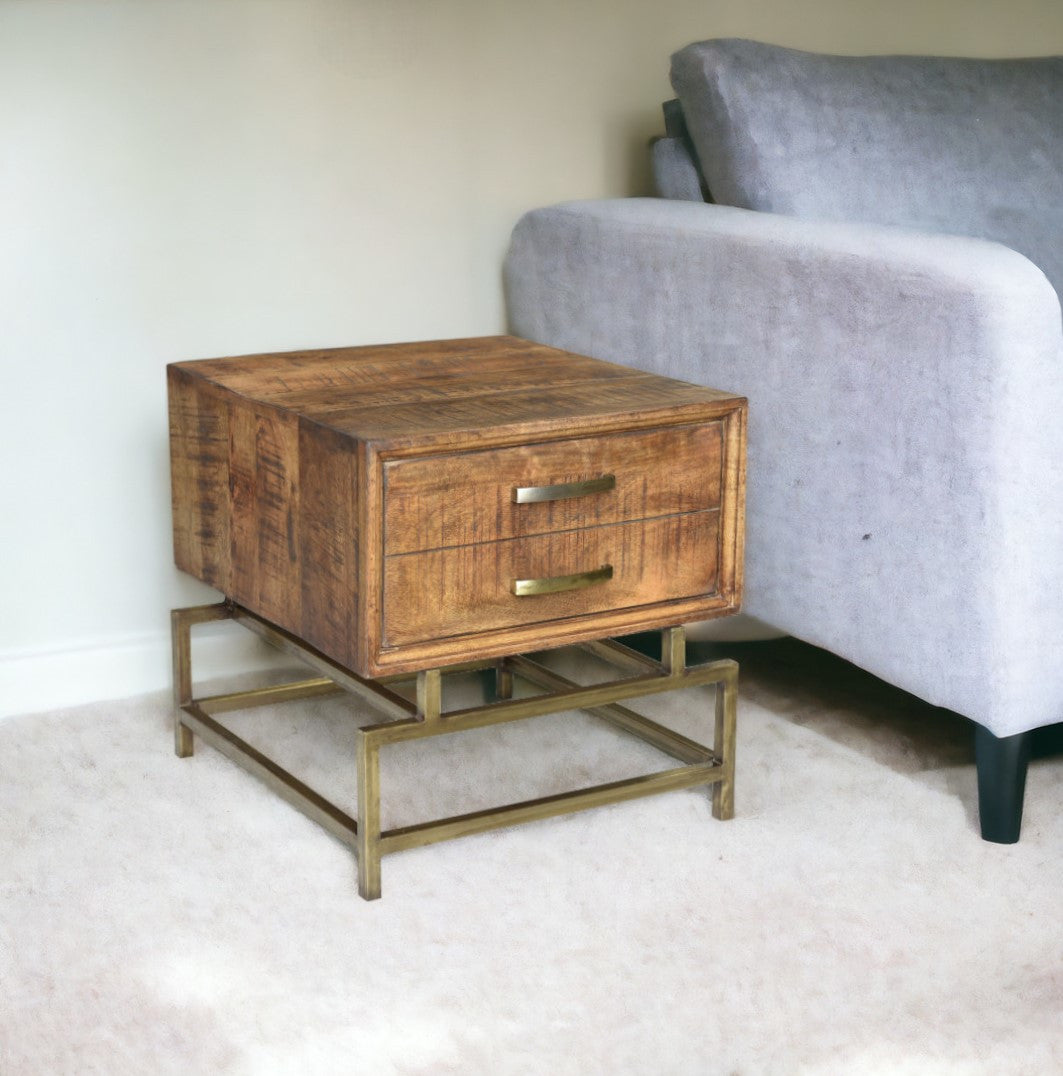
[975,725,1033,843]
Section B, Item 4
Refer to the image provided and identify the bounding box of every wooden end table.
[168,335,746,899]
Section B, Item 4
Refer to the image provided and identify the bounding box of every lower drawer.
[382,511,719,647]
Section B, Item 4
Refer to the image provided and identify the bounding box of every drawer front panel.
[382,511,719,647]
[383,423,722,555]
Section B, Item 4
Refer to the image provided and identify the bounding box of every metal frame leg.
[172,609,195,758]
[171,603,232,758]
[713,664,738,820]
[171,604,740,902]
[495,658,514,701]
[357,729,383,900]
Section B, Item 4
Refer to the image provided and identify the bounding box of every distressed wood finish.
[383,423,722,555]
[228,403,300,628]
[168,367,232,592]
[168,335,747,677]
[298,423,360,663]
[383,511,720,647]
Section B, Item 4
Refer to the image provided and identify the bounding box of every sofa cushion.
[671,39,1063,300]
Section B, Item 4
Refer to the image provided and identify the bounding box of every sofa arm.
[504,198,1063,734]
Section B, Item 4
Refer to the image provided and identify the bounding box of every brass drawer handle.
[512,475,616,504]
[512,564,613,597]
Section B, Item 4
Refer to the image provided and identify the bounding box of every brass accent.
[416,668,442,722]
[357,655,736,748]
[662,626,686,677]
[512,474,616,504]
[713,658,738,821]
[198,678,341,715]
[495,658,514,701]
[507,655,713,765]
[171,603,232,758]
[581,637,664,676]
[379,764,716,855]
[171,603,738,901]
[512,564,613,597]
[232,606,416,721]
[181,701,359,847]
[356,729,382,899]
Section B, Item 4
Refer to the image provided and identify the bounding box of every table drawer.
[382,510,719,647]
[383,423,723,555]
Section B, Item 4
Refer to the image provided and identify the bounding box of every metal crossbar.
[171,602,737,900]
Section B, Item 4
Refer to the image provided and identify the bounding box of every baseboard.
[2,613,786,720]
[0,621,290,720]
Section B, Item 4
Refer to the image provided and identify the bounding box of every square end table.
[168,335,746,899]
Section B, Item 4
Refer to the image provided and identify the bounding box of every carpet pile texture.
[1,639,1060,1074]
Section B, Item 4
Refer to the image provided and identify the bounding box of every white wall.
[4,0,1063,715]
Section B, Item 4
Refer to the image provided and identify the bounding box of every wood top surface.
[170,336,743,451]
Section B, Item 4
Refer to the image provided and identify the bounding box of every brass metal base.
[172,602,738,901]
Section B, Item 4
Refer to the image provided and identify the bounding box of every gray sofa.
[504,39,1063,842]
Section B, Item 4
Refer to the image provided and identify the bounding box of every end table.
[168,335,746,899]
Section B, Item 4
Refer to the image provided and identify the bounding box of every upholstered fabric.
[650,137,704,201]
[670,39,1063,299]
[505,198,1063,738]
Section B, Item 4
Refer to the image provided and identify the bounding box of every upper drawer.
[383,422,723,555]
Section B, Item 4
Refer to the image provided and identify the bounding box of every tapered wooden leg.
[357,729,383,900]
[975,725,1032,844]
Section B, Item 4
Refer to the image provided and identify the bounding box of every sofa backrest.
[670,39,1063,297]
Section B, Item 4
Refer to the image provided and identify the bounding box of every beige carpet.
[1,639,1060,1075]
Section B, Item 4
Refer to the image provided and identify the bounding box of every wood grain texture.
[383,512,719,647]
[383,423,723,555]
[298,420,360,669]
[173,335,739,453]
[228,403,300,628]
[310,376,732,451]
[168,366,232,592]
[181,336,634,402]
[168,336,747,678]
[369,592,741,677]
